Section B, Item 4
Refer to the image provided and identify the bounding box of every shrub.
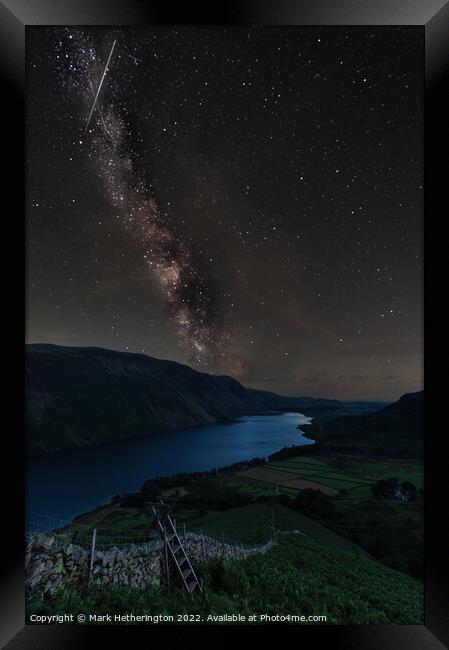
[207,593,239,614]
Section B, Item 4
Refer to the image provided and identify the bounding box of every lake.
[26,412,313,529]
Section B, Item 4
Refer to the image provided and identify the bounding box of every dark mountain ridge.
[301,390,424,457]
[26,344,341,456]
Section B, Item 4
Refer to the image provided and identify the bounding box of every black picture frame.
[1,1,446,648]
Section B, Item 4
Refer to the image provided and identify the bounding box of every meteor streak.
[87,77,111,138]
[59,31,220,366]
[84,38,116,133]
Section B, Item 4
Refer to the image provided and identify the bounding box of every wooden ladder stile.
[151,502,202,595]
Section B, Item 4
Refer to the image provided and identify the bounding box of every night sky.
[26,26,423,400]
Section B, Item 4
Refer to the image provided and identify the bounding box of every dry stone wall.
[182,532,275,563]
[26,532,275,599]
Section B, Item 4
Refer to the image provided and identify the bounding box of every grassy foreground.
[27,534,422,625]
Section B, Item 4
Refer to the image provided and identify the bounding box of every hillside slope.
[26,344,340,455]
[26,534,423,624]
[302,391,424,457]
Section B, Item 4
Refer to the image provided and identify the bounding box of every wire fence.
[26,512,161,550]
[26,511,275,553]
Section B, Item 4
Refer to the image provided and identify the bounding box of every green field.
[182,503,273,544]
[344,460,423,487]
[180,502,366,557]
[235,454,423,499]
[220,476,277,497]
[162,476,277,501]
[57,507,154,550]
[342,484,373,497]
[307,472,374,484]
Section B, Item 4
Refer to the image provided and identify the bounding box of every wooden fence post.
[88,528,97,588]
[201,529,206,563]
[164,529,170,592]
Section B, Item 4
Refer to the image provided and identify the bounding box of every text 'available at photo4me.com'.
[29,612,328,625]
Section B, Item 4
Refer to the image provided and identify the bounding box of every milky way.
[54,28,223,367]
[28,26,423,399]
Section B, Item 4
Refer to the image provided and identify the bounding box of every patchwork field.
[235,455,423,499]
[280,478,338,495]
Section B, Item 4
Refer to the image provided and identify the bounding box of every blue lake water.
[26,412,313,527]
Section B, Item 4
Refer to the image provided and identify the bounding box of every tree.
[400,481,418,501]
[293,489,337,522]
[371,477,399,499]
